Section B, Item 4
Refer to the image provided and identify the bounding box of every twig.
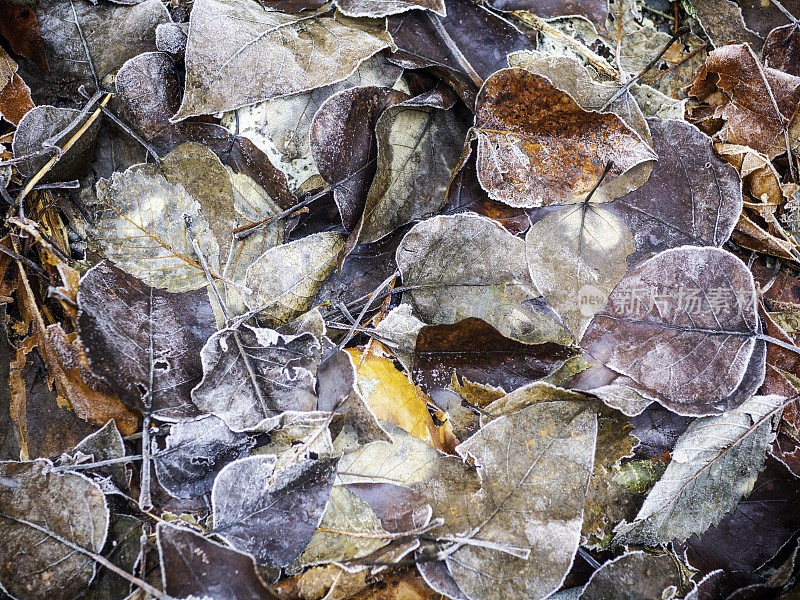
[192,237,270,420]
[510,11,619,80]
[428,13,483,87]
[0,513,174,600]
[771,0,798,24]
[335,271,399,351]
[70,0,99,92]
[233,191,321,239]
[16,93,111,208]
[600,26,690,111]
[139,286,155,512]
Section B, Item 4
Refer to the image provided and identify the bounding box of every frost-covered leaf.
[157,522,279,600]
[579,551,683,600]
[335,0,444,18]
[445,398,598,600]
[153,415,256,499]
[191,324,320,431]
[396,213,571,345]
[212,455,339,567]
[615,394,786,546]
[172,0,393,121]
[58,420,128,494]
[77,260,216,418]
[474,68,655,207]
[245,232,345,327]
[526,204,636,338]
[23,0,168,101]
[226,54,403,192]
[91,165,221,293]
[13,105,101,181]
[0,459,109,600]
[355,87,469,245]
[603,118,743,267]
[581,247,764,415]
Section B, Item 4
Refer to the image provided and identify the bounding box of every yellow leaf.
[346,349,455,452]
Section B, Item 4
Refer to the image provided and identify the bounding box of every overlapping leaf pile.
[1,0,800,599]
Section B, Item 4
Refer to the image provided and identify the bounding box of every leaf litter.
[2,0,800,599]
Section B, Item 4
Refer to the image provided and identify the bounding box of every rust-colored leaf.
[474,68,655,207]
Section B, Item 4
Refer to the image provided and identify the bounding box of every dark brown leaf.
[764,22,800,77]
[0,1,49,71]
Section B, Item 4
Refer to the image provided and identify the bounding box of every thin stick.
[233,188,326,240]
[511,11,619,80]
[428,13,483,87]
[70,0,99,92]
[192,238,270,419]
[16,93,111,207]
[336,271,399,351]
[600,26,690,111]
[0,513,174,600]
[139,286,154,512]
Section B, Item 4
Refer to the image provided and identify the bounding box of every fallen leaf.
[245,232,346,327]
[526,203,636,337]
[24,0,168,101]
[347,348,450,450]
[615,394,786,546]
[354,86,470,246]
[58,420,129,494]
[689,43,800,155]
[387,0,534,107]
[764,22,800,77]
[77,260,216,419]
[191,324,320,431]
[154,415,256,499]
[0,459,109,600]
[157,522,280,600]
[412,318,573,392]
[602,118,742,267]
[0,1,49,71]
[230,54,404,192]
[335,0,444,18]
[581,246,765,415]
[474,68,655,207]
[396,213,571,345]
[172,0,392,121]
[689,0,761,49]
[488,0,607,32]
[0,47,33,126]
[84,514,142,600]
[579,551,683,600]
[212,455,339,567]
[679,455,800,576]
[91,164,221,293]
[445,398,598,600]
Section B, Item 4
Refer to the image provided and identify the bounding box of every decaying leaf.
[245,232,346,327]
[191,324,320,431]
[157,522,280,600]
[412,318,573,392]
[615,394,785,546]
[581,246,764,415]
[335,0,444,17]
[212,455,339,567]
[764,22,800,77]
[445,397,598,600]
[0,459,109,600]
[172,0,393,121]
[231,54,404,192]
[474,68,656,207]
[154,415,256,499]
[579,551,683,600]
[396,213,571,345]
[91,165,221,292]
[77,260,216,418]
[689,43,800,155]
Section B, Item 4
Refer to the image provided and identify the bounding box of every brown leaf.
[412,318,573,393]
[0,1,49,72]
[487,0,608,32]
[764,23,800,76]
[474,68,655,207]
[689,43,800,155]
[0,69,34,126]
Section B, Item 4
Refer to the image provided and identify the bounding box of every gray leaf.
[154,415,256,499]
[172,0,393,121]
[396,213,571,345]
[579,551,683,600]
[192,324,320,431]
[615,394,786,546]
[58,420,129,494]
[0,459,109,600]
[211,455,339,567]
